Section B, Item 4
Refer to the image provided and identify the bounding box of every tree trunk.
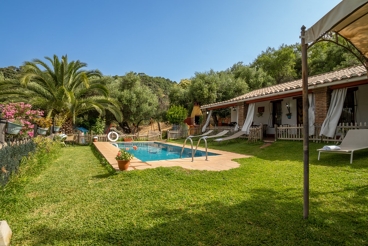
[63,118,74,134]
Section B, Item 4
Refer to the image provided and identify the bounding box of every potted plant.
[6,119,24,135]
[34,117,53,135]
[115,149,134,171]
[124,137,133,142]
[54,113,67,132]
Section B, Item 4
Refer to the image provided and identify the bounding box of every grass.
[1,139,367,245]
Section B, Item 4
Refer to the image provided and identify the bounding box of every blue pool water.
[115,142,219,162]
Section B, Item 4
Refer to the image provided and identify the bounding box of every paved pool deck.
[93,141,251,172]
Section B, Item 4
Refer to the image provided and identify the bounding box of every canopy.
[305,0,368,61]
[301,0,368,219]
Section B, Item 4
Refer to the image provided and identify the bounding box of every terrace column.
[313,87,331,126]
[238,103,247,128]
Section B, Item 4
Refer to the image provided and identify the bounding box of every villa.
[200,65,368,140]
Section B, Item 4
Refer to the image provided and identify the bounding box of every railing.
[275,122,368,142]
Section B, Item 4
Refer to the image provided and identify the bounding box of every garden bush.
[0,136,61,187]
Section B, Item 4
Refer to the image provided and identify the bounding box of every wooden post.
[301,25,309,219]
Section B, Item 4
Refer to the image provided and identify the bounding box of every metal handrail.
[195,137,209,161]
[181,136,194,162]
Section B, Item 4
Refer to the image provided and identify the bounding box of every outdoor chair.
[317,129,368,164]
[188,130,214,138]
[213,131,246,143]
[201,130,229,140]
[64,134,76,146]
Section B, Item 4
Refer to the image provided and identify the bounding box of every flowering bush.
[0,102,44,137]
[115,149,134,161]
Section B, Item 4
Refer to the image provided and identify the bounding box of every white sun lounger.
[188,130,214,138]
[213,131,246,142]
[317,129,368,164]
[201,130,229,139]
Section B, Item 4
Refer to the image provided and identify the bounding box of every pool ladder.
[180,136,209,162]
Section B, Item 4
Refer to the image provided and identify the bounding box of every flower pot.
[6,122,23,135]
[117,160,130,171]
[124,138,132,142]
[54,126,61,132]
[93,136,98,142]
[37,127,48,135]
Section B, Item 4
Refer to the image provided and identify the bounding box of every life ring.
[107,131,119,142]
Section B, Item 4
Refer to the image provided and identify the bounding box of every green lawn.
[1,140,367,245]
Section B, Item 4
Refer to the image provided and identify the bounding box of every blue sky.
[1,0,341,82]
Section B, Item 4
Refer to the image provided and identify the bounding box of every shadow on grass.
[26,187,367,245]
[89,144,116,175]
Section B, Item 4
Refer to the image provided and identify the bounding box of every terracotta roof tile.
[202,65,367,108]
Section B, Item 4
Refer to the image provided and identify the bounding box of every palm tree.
[0,55,122,123]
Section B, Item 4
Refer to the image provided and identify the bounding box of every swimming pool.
[115,142,220,162]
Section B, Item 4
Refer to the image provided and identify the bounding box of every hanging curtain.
[202,110,213,132]
[234,106,239,131]
[320,88,347,137]
[308,94,315,136]
[241,103,255,134]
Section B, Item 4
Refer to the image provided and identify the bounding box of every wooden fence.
[275,122,368,142]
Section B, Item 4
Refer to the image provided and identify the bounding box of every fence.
[275,122,368,142]
[0,138,35,186]
[248,125,264,142]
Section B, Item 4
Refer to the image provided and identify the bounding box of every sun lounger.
[317,129,368,164]
[188,130,214,138]
[213,131,246,142]
[201,130,229,139]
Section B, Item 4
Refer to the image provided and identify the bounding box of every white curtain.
[234,106,239,131]
[241,103,255,134]
[308,94,315,136]
[320,88,347,137]
[202,110,213,132]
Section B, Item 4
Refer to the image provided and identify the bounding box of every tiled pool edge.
[93,141,251,172]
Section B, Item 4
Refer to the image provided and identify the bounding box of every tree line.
[0,40,360,132]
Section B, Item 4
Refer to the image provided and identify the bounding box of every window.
[272,100,282,126]
[339,87,357,124]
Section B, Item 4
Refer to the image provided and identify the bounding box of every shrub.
[166,105,188,125]
[91,117,106,135]
[0,139,36,186]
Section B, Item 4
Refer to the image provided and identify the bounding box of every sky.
[1,0,342,83]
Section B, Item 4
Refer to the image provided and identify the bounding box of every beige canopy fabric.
[305,0,368,59]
